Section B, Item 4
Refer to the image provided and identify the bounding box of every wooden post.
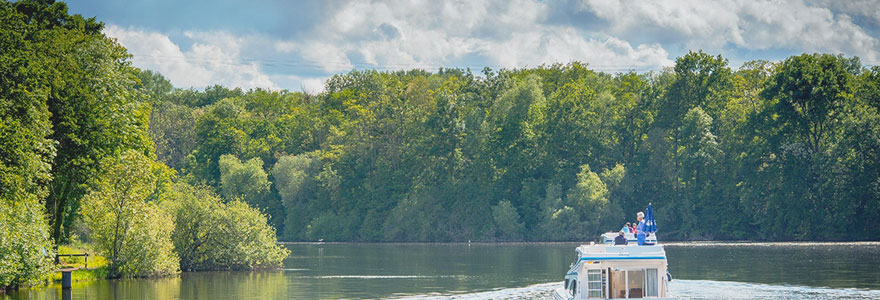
[61,270,72,289]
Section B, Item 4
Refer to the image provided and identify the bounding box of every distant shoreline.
[277,240,880,245]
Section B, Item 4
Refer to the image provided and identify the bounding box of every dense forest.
[2,0,880,291]
[143,50,879,243]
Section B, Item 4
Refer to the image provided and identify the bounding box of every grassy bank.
[50,244,110,284]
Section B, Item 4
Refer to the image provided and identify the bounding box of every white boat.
[552,241,673,299]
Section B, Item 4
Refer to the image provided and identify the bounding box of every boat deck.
[576,244,666,260]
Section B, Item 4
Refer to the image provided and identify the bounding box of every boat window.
[611,269,626,298]
[587,269,603,298]
[646,268,658,297]
[627,269,645,298]
[610,268,656,298]
[565,278,570,289]
[570,279,577,296]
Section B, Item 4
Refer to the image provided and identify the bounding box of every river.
[3,242,879,299]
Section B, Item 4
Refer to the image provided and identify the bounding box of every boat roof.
[576,243,666,261]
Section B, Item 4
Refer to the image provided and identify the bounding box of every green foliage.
[0,0,292,288]
[0,201,55,288]
[139,57,880,242]
[220,200,290,269]
[149,100,196,171]
[81,150,178,278]
[762,53,853,154]
[306,212,356,242]
[544,206,587,241]
[164,182,288,271]
[8,0,156,244]
[136,69,173,99]
[218,155,276,216]
[272,154,319,240]
[188,91,311,186]
[565,165,621,237]
[381,189,447,242]
[0,1,56,289]
[219,154,284,232]
[492,200,525,241]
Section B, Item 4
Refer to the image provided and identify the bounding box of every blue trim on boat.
[579,256,666,260]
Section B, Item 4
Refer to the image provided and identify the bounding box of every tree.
[218,154,282,230]
[544,206,586,241]
[0,1,154,246]
[492,200,525,240]
[135,69,173,100]
[81,150,178,278]
[660,51,734,128]
[272,154,319,240]
[762,53,853,154]
[149,101,196,171]
[0,1,55,289]
[163,182,288,271]
[37,17,153,244]
[566,165,619,237]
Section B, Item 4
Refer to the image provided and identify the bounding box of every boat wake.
[385,280,880,300]
[670,279,880,299]
[386,282,559,300]
[312,275,460,279]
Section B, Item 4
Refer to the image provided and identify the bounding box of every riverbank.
[277,239,880,245]
[50,245,110,285]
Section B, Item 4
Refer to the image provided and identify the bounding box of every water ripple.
[386,280,880,300]
[670,279,880,299]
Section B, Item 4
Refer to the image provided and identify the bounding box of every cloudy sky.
[67,0,880,92]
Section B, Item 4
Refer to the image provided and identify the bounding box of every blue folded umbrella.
[645,203,658,233]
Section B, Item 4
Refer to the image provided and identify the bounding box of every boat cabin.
[554,243,672,300]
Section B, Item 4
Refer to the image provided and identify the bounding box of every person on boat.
[621,222,632,233]
[614,231,628,245]
[636,211,647,245]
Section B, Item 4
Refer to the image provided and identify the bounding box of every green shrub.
[0,200,55,288]
[165,182,288,271]
[81,150,179,278]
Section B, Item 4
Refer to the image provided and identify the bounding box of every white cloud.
[810,0,880,27]
[103,25,278,90]
[300,78,327,94]
[581,0,880,61]
[480,27,672,71]
[100,0,880,92]
[274,0,674,72]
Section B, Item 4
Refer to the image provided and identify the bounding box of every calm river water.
[4,242,879,299]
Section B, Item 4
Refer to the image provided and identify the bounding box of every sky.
[66,0,880,93]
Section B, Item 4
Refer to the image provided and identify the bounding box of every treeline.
[145,51,879,243]
[1,1,285,290]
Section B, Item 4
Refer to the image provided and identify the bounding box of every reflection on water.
[395,280,880,300]
[3,242,878,299]
[670,279,880,300]
[279,243,572,299]
[390,282,559,300]
[665,242,880,290]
